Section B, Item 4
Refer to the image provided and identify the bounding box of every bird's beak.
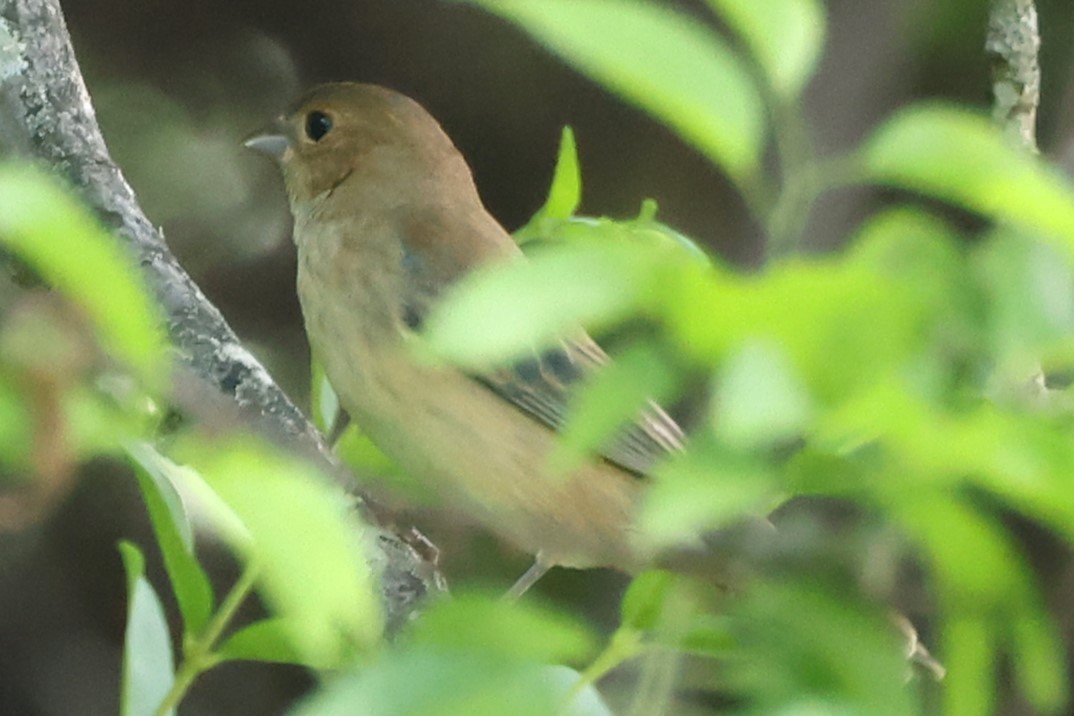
[243,117,291,160]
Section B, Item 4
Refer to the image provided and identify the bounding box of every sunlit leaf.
[515,126,581,245]
[125,442,215,634]
[0,164,167,388]
[1011,612,1068,713]
[864,105,1074,258]
[640,446,777,552]
[119,541,176,716]
[553,342,681,472]
[620,570,677,632]
[896,495,1065,713]
[727,581,914,714]
[409,590,595,663]
[217,618,319,667]
[175,437,382,664]
[423,240,676,367]
[705,0,826,97]
[714,339,813,449]
[290,648,566,716]
[973,229,1074,373]
[465,0,764,182]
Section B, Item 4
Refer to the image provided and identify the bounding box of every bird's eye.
[305,111,333,142]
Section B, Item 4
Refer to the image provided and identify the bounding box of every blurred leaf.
[553,342,681,472]
[175,437,383,664]
[465,0,764,182]
[125,442,215,635]
[409,591,595,663]
[217,618,320,667]
[669,257,938,406]
[620,570,677,631]
[640,446,777,552]
[1011,612,1068,713]
[726,581,914,714]
[423,239,677,367]
[973,229,1074,374]
[0,163,166,388]
[940,616,995,716]
[864,105,1074,258]
[290,648,568,716]
[119,541,176,716]
[705,0,826,98]
[714,339,813,449]
[0,376,32,473]
[897,495,1066,713]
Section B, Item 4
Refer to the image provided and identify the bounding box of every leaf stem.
[154,561,260,716]
[564,629,646,704]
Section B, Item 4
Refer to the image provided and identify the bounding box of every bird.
[245,82,685,597]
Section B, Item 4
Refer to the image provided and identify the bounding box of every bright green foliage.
[0,164,167,389]
[293,592,606,716]
[464,0,765,186]
[864,105,1074,254]
[552,342,682,474]
[421,2,1074,713]
[706,0,826,98]
[173,436,383,664]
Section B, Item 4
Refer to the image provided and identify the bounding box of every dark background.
[3,0,1074,713]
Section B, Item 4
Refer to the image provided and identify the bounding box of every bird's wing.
[398,209,684,476]
[476,336,684,475]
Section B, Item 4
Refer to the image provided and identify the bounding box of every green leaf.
[669,257,937,406]
[973,229,1074,373]
[422,239,674,368]
[896,495,1066,712]
[705,0,826,98]
[0,163,167,388]
[0,376,32,473]
[175,437,383,665]
[409,590,596,663]
[620,570,677,631]
[125,442,215,634]
[553,342,681,472]
[293,650,614,716]
[640,446,777,552]
[714,339,813,449]
[863,105,1074,258]
[525,126,581,231]
[941,616,996,716]
[217,618,319,667]
[119,541,176,716]
[465,0,764,182]
[1010,611,1068,713]
[727,581,914,714]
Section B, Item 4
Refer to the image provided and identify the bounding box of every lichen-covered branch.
[987,0,1041,152]
[0,0,442,630]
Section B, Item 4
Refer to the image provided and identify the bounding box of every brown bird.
[246,82,684,596]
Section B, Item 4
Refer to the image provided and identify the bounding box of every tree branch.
[987,0,1041,152]
[0,0,443,631]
